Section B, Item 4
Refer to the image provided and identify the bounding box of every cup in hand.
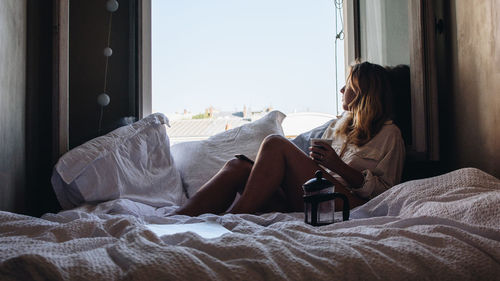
[310,138,333,147]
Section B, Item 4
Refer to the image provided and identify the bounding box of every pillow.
[290,119,336,154]
[51,113,184,209]
[170,110,286,201]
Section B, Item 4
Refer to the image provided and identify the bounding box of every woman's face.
[341,84,356,111]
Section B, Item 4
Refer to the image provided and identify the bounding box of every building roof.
[167,118,250,139]
[166,111,337,144]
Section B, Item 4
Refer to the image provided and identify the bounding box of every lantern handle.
[331,192,350,221]
[315,170,323,180]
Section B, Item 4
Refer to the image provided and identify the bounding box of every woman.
[175,61,405,216]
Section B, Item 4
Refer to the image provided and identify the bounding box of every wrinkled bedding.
[1,168,500,280]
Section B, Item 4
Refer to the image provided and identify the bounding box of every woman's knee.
[223,158,252,174]
[261,134,288,150]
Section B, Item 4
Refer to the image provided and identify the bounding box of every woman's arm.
[309,142,364,188]
[353,136,405,199]
[309,129,406,199]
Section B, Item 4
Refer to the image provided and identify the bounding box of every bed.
[1,113,499,280]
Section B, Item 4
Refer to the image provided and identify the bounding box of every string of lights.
[97,0,119,135]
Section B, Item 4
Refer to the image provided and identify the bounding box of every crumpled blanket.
[1,168,499,281]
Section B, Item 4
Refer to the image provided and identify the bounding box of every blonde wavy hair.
[334,62,392,155]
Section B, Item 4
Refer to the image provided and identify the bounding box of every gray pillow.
[291,119,336,154]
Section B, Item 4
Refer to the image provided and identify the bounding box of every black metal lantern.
[302,170,350,226]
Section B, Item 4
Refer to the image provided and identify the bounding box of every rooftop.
[166,111,336,144]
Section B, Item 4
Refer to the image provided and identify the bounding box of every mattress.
[1,167,499,280]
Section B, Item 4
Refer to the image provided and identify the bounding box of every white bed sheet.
[1,167,500,280]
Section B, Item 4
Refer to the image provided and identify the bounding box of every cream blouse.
[321,120,405,199]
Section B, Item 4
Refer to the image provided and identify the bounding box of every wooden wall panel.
[25,0,61,216]
[445,0,500,177]
[0,0,27,212]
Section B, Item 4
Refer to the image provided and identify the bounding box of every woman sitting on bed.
[175,61,406,216]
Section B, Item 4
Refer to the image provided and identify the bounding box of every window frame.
[137,0,152,119]
[344,0,439,161]
[53,0,70,161]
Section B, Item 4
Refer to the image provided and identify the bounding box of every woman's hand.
[309,141,365,188]
[309,141,342,170]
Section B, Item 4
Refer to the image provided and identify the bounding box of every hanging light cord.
[334,0,344,116]
[98,10,114,136]
[103,13,113,93]
[98,106,104,135]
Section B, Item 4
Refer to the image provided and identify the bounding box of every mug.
[310,138,333,147]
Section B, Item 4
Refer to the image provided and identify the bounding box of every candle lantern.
[302,170,350,226]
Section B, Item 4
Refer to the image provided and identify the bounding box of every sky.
[152,0,345,116]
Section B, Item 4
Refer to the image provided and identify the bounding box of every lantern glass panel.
[317,199,335,225]
[304,186,335,225]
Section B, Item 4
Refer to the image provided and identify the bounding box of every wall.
[0,0,139,215]
[444,0,500,177]
[0,0,26,212]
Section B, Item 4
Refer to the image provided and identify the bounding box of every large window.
[152,0,345,143]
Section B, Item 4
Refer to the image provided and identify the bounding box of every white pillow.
[171,110,286,202]
[51,113,184,209]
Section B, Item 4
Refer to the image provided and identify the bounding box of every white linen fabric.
[171,110,286,201]
[51,113,184,209]
[321,119,405,199]
[1,168,499,280]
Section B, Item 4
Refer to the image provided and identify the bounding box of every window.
[152,0,345,143]
[358,0,410,66]
[54,0,439,161]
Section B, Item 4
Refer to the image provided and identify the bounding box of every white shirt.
[321,120,405,199]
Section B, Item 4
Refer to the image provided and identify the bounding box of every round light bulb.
[106,0,119,12]
[97,93,110,107]
[103,47,113,57]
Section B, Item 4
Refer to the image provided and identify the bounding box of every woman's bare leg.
[175,135,367,216]
[174,159,252,216]
[227,135,318,213]
[228,135,366,214]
